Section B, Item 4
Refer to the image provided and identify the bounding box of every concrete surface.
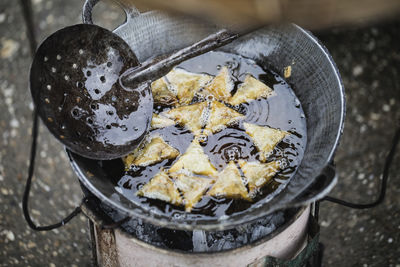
[0,0,398,266]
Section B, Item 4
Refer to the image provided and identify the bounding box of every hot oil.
[112,51,307,220]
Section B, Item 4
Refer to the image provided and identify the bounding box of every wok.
[68,0,345,231]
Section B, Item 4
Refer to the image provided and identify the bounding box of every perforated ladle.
[30,24,237,160]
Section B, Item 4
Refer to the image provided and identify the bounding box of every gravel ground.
[0,0,399,266]
[317,23,400,267]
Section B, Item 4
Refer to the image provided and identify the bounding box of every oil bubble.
[294,99,301,108]
[71,108,79,117]
[224,145,241,161]
[197,134,208,144]
[131,166,140,172]
[136,183,144,190]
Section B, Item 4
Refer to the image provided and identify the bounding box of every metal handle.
[20,0,85,232]
[322,123,400,209]
[286,164,337,208]
[121,29,238,86]
[82,0,140,25]
[82,0,99,24]
[79,184,131,230]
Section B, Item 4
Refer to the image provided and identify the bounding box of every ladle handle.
[82,0,141,25]
[120,29,239,86]
[82,0,239,87]
[82,0,99,24]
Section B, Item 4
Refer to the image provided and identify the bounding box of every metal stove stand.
[83,187,324,267]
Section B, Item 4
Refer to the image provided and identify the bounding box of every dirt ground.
[0,0,399,266]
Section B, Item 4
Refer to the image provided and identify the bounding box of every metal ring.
[82,0,141,25]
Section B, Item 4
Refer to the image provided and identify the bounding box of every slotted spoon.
[30,23,237,160]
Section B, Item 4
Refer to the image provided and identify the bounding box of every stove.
[81,185,321,267]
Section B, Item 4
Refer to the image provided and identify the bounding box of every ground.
[0,0,399,266]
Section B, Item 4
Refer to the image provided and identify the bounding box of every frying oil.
[110,51,307,220]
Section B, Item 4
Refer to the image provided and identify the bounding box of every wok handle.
[292,124,400,210]
[322,124,400,209]
[22,161,85,231]
[81,201,131,230]
[288,164,338,207]
[79,184,131,229]
[21,0,86,232]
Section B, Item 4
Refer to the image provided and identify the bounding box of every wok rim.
[294,24,346,162]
